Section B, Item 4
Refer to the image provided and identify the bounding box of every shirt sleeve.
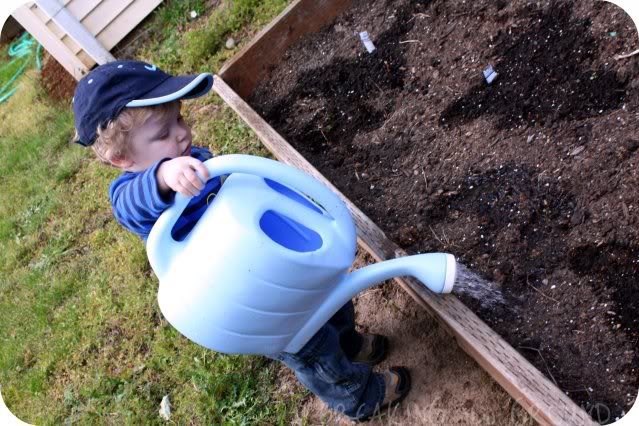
[109,159,174,240]
[191,145,213,161]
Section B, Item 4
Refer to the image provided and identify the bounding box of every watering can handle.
[146,154,356,279]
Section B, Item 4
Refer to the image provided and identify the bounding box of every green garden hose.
[0,32,42,104]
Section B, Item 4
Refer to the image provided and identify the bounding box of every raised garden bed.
[216,0,638,423]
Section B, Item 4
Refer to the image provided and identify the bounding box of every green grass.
[139,0,290,73]
[153,0,208,39]
[182,0,290,69]
[0,1,306,423]
[0,55,28,85]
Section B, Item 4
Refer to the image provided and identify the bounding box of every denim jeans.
[270,301,385,420]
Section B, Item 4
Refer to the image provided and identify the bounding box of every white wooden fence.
[12,0,162,80]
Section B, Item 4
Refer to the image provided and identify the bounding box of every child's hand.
[157,157,210,197]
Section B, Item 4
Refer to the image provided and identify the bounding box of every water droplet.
[453,264,506,308]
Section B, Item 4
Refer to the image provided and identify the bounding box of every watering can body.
[147,155,455,355]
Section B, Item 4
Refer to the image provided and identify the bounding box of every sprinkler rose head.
[443,253,457,293]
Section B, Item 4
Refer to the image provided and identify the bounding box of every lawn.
[0,0,305,423]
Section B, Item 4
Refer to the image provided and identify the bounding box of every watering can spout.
[285,253,456,353]
[346,252,456,295]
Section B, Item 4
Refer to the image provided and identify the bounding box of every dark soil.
[249,0,639,422]
[40,54,76,101]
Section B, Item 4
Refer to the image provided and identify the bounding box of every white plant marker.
[483,64,498,84]
[359,31,376,53]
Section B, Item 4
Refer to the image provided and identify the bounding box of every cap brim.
[126,73,213,107]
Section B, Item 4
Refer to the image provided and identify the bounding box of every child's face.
[124,103,193,172]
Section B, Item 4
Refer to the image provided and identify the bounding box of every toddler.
[72,60,410,421]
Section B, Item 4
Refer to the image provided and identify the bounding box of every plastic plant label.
[359,31,376,53]
[483,65,498,84]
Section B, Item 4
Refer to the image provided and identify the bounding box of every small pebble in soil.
[569,146,585,156]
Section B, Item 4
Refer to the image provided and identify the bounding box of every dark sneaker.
[351,334,389,366]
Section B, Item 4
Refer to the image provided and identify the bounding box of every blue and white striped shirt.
[109,146,222,241]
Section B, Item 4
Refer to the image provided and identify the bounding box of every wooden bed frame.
[215,1,596,424]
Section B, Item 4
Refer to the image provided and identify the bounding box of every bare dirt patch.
[40,54,76,101]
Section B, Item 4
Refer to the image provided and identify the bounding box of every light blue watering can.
[147,155,456,355]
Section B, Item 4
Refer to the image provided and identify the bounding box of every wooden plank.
[21,2,97,70]
[59,34,84,62]
[35,0,115,65]
[212,76,597,426]
[11,4,89,79]
[77,49,96,69]
[66,0,101,22]
[19,0,161,75]
[31,0,159,58]
[45,18,66,40]
[219,0,352,99]
[95,0,161,51]
[79,0,135,39]
[29,3,66,41]
[29,3,65,39]
[64,0,135,54]
[32,0,107,24]
[27,1,51,24]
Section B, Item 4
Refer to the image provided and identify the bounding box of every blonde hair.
[79,100,180,164]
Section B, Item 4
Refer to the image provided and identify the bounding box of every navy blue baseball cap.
[73,60,214,146]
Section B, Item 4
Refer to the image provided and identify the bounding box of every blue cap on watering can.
[146,155,456,355]
[72,60,213,146]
